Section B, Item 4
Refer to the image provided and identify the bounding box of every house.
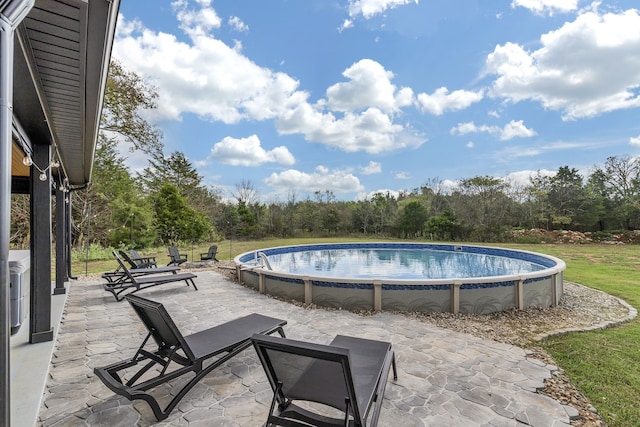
[0,0,120,424]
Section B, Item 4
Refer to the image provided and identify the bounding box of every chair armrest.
[132,256,156,262]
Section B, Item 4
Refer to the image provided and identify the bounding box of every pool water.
[266,248,547,280]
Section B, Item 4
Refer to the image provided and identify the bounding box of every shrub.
[71,243,114,262]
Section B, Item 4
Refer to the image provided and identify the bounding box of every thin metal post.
[85,202,91,276]
[67,193,76,279]
[0,15,14,427]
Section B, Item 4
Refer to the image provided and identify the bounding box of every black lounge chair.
[200,245,219,261]
[102,251,180,285]
[101,266,180,285]
[167,246,188,266]
[117,250,156,270]
[103,251,197,301]
[129,249,158,268]
[94,295,287,421]
[251,334,397,427]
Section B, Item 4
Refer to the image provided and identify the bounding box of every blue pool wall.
[235,243,566,314]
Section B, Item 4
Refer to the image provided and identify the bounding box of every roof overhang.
[11,0,120,187]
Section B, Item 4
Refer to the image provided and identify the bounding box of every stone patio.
[38,270,575,426]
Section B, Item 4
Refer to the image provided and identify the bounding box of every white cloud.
[114,10,306,124]
[439,179,458,194]
[118,137,152,174]
[355,189,401,201]
[348,0,419,19]
[493,140,589,163]
[466,141,474,148]
[265,166,364,194]
[115,9,427,155]
[228,16,248,32]
[501,120,537,140]
[326,59,413,113]
[451,122,485,135]
[485,9,640,120]
[210,135,295,166]
[339,19,354,32]
[503,169,556,187]
[450,120,536,140]
[395,171,409,179]
[173,0,221,37]
[277,104,426,154]
[360,161,382,175]
[511,0,579,16]
[630,135,640,147]
[415,87,484,115]
[276,59,426,153]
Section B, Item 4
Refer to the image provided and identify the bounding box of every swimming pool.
[234,243,566,314]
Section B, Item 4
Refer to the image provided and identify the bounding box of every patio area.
[36,270,576,426]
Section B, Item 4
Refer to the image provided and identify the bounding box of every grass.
[505,243,640,427]
[72,238,640,426]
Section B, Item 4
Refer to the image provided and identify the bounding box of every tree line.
[10,62,640,249]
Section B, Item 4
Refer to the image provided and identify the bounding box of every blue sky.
[112,0,640,201]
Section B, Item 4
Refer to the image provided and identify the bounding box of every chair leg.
[343,398,351,427]
[391,353,398,381]
[369,351,395,427]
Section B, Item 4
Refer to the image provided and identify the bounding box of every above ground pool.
[234,243,566,314]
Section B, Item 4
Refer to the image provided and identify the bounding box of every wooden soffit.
[11,142,30,177]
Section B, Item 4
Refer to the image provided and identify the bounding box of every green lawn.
[507,243,640,427]
[74,239,640,426]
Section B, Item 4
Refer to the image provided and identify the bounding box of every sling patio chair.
[101,265,181,285]
[117,250,155,270]
[200,244,219,261]
[129,249,158,268]
[251,334,397,427]
[101,252,180,285]
[167,246,188,266]
[94,295,287,421]
[103,251,197,301]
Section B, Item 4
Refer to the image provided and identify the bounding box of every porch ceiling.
[11,0,119,187]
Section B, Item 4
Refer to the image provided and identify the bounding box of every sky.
[112,0,640,202]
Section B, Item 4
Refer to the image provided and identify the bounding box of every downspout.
[0,2,35,425]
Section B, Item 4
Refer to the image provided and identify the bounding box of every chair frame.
[251,334,397,427]
[117,250,156,270]
[104,251,197,301]
[101,263,180,285]
[129,249,158,268]
[94,295,287,421]
[200,245,219,262]
[167,246,188,266]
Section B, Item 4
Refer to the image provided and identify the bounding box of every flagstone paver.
[39,271,574,426]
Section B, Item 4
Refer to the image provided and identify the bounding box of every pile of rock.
[510,228,640,244]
